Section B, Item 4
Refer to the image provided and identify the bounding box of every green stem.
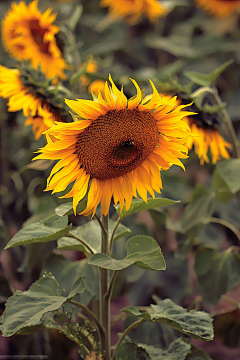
[106,271,119,301]
[111,319,145,360]
[67,232,96,254]
[212,87,240,158]
[203,217,240,244]
[70,300,105,344]
[100,213,111,359]
[109,217,121,254]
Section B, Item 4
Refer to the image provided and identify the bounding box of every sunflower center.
[29,20,51,54]
[75,108,158,179]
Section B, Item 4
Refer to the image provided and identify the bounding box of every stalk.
[100,213,111,359]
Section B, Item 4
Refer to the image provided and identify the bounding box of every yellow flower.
[88,80,106,96]
[184,117,231,165]
[33,75,193,217]
[100,0,166,24]
[2,0,68,81]
[195,0,240,17]
[0,65,61,140]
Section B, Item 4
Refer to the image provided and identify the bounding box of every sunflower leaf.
[5,215,71,249]
[88,235,166,271]
[138,338,192,360]
[195,246,240,305]
[216,159,240,194]
[122,296,214,341]
[116,342,151,360]
[55,200,87,217]
[116,198,179,221]
[57,219,131,253]
[1,275,85,337]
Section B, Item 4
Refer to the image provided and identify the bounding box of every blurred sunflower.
[34,75,193,216]
[80,60,99,87]
[0,65,64,140]
[100,0,166,24]
[88,80,106,96]
[195,0,240,17]
[184,116,231,165]
[2,0,68,81]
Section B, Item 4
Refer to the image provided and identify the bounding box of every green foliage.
[184,60,233,87]
[139,338,191,360]
[58,219,131,253]
[195,247,240,305]
[116,198,179,221]
[5,214,71,249]
[116,342,151,360]
[122,296,214,341]
[1,274,85,337]
[88,236,166,271]
[216,159,240,194]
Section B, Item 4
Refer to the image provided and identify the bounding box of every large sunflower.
[195,0,240,16]
[0,65,63,140]
[100,0,166,24]
[184,117,231,165]
[34,75,193,216]
[2,0,68,81]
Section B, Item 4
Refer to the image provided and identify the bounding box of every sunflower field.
[0,0,240,359]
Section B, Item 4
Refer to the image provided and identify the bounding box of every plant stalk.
[100,213,111,359]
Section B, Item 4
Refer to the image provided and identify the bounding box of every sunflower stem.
[109,217,121,254]
[212,87,240,158]
[100,213,111,359]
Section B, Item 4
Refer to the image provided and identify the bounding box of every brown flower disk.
[75,109,158,179]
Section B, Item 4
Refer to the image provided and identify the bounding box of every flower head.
[184,116,231,165]
[100,0,166,24]
[195,0,240,17]
[2,0,68,80]
[34,75,193,217]
[0,65,66,140]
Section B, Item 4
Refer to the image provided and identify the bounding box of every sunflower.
[88,80,106,96]
[33,75,193,216]
[100,0,166,24]
[184,117,231,165]
[0,65,63,140]
[2,0,68,81]
[195,0,240,17]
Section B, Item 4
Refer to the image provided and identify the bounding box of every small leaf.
[88,235,166,271]
[216,159,240,194]
[122,297,214,341]
[139,338,191,360]
[185,60,233,87]
[195,247,240,305]
[116,198,180,221]
[55,200,87,217]
[116,342,151,360]
[1,275,85,336]
[57,219,131,253]
[5,215,71,249]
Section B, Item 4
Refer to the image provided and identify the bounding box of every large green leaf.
[57,219,131,253]
[195,247,240,305]
[55,200,87,217]
[116,198,179,221]
[1,275,85,337]
[116,342,151,360]
[88,236,166,271]
[5,215,71,249]
[181,188,216,232]
[122,297,213,341]
[139,338,191,360]
[216,159,240,194]
[42,254,96,305]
